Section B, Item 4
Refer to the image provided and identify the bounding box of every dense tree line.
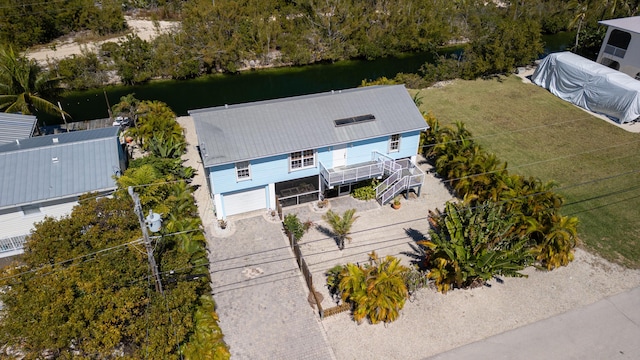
[0,0,126,49]
[1,0,639,90]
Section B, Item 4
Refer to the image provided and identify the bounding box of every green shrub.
[325,264,345,304]
[283,214,306,242]
[351,179,378,201]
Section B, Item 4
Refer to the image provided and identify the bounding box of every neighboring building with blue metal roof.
[0,127,125,258]
[190,85,428,219]
[0,113,38,146]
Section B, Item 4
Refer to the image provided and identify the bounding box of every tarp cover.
[532,51,640,124]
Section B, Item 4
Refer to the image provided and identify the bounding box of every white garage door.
[223,187,267,216]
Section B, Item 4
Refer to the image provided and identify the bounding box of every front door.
[333,144,347,168]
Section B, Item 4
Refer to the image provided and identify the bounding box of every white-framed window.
[389,134,401,152]
[290,149,315,170]
[21,204,41,216]
[236,161,251,181]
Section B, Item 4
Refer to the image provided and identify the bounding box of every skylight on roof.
[334,114,376,127]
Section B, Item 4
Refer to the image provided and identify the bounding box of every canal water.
[53,32,572,123]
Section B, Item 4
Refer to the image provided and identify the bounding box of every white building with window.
[597,16,640,79]
[190,85,428,219]
[0,127,125,258]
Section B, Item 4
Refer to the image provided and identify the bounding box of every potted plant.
[392,197,401,209]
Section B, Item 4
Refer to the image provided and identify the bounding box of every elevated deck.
[320,161,384,187]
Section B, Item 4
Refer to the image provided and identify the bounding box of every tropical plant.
[325,264,346,304]
[351,178,378,200]
[182,296,230,359]
[419,201,533,293]
[0,45,68,119]
[284,213,306,242]
[423,116,580,273]
[322,209,359,250]
[129,155,196,181]
[112,93,141,124]
[115,164,169,210]
[531,213,580,270]
[334,252,410,324]
[126,100,184,151]
[147,132,187,159]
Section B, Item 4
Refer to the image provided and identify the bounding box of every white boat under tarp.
[532,51,640,124]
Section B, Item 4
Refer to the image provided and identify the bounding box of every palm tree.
[338,252,410,324]
[531,214,580,270]
[568,0,591,51]
[322,209,359,250]
[0,45,68,119]
[127,100,184,150]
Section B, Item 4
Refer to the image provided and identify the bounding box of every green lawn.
[416,76,640,268]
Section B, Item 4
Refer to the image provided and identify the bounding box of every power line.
[4,154,640,285]
[0,238,144,282]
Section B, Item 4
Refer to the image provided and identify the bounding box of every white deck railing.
[0,235,27,256]
[320,161,384,186]
[376,158,425,204]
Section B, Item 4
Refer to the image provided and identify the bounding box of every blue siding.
[211,147,330,194]
[208,131,422,194]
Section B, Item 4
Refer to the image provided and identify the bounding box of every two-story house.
[190,85,428,220]
[0,127,126,258]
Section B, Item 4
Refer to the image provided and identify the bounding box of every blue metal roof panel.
[0,113,37,145]
[0,128,122,209]
[190,85,428,167]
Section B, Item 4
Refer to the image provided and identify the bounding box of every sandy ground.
[322,248,640,359]
[25,16,178,64]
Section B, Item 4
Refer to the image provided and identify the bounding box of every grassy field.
[415,76,640,268]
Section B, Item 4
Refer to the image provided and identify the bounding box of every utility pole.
[128,186,164,294]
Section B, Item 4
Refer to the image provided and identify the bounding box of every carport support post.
[128,186,164,295]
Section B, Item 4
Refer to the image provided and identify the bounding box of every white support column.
[268,183,276,210]
[214,194,224,220]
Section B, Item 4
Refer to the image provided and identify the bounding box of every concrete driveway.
[208,215,336,360]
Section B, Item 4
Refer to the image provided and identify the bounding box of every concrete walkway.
[428,286,640,360]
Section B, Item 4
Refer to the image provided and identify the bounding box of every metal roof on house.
[0,113,37,146]
[600,16,640,34]
[0,127,122,209]
[190,85,428,167]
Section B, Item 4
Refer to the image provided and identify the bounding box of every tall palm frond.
[0,45,68,118]
[322,209,359,250]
